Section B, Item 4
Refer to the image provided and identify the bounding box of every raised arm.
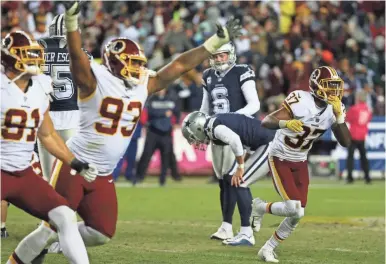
[329,96,351,147]
[147,18,242,94]
[63,1,96,99]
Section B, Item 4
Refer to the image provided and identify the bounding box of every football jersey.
[1,72,52,172]
[202,64,255,115]
[204,113,275,151]
[66,62,151,176]
[270,90,343,162]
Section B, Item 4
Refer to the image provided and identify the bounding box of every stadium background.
[2,0,385,179]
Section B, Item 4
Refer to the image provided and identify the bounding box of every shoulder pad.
[237,65,255,83]
[282,90,310,118]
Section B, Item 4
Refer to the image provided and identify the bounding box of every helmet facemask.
[118,54,147,86]
[312,78,344,102]
[9,45,44,75]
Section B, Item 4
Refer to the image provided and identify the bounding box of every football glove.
[204,17,242,53]
[70,158,98,182]
[62,1,83,32]
[328,95,345,123]
[279,119,304,133]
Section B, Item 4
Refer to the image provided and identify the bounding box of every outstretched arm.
[262,107,303,133]
[64,1,96,99]
[147,18,242,94]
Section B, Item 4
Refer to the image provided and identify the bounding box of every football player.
[15,1,242,262]
[253,66,351,262]
[199,42,262,245]
[1,31,98,264]
[36,14,92,181]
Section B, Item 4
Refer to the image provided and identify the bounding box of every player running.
[1,30,98,264]
[199,42,262,245]
[37,14,92,180]
[13,1,243,262]
[253,66,351,262]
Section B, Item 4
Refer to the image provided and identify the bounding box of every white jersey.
[270,90,344,162]
[1,72,52,172]
[67,62,151,176]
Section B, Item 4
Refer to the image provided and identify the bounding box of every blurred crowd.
[2,0,385,116]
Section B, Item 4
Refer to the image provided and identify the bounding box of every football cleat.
[222,232,255,246]
[1,227,9,238]
[210,227,233,241]
[258,246,279,263]
[47,242,62,254]
[251,198,265,232]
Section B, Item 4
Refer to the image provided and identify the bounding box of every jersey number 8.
[211,87,230,113]
[95,97,142,137]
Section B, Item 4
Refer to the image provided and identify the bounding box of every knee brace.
[284,200,302,217]
[48,206,77,231]
[78,222,111,246]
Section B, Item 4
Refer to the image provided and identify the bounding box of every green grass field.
[1,178,385,264]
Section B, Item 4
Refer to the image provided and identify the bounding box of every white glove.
[70,158,98,182]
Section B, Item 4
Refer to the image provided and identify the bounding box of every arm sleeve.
[213,125,244,157]
[236,80,260,115]
[199,88,210,114]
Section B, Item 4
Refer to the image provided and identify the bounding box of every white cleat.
[251,198,266,232]
[222,232,255,246]
[210,227,233,241]
[258,246,279,263]
[47,242,62,254]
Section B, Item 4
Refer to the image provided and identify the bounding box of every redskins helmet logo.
[310,69,321,82]
[2,35,13,49]
[110,40,126,54]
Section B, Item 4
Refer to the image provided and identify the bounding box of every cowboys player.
[200,42,262,245]
[182,111,275,244]
[37,14,92,180]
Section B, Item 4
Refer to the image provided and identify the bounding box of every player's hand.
[216,17,242,41]
[231,167,244,187]
[327,95,343,117]
[62,1,82,16]
[285,120,304,132]
[70,158,98,182]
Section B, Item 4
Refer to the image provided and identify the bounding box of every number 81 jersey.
[66,62,151,176]
[269,90,341,162]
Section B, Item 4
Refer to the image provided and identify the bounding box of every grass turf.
[1,177,385,264]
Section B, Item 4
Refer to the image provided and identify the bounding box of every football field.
[1,178,385,264]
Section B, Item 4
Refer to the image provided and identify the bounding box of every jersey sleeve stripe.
[268,157,290,201]
[282,102,294,118]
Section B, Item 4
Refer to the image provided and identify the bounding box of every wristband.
[238,163,244,169]
[336,115,345,124]
[279,120,288,129]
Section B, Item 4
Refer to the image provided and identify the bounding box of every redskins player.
[252,66,351,262]
[14,1,243,262]
[1,31,99,264]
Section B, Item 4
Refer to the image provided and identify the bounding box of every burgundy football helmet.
[1,31,44,75]
[102,38,147,85]
[309,66,344,101]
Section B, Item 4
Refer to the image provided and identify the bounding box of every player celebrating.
[252,66,351,262]
[37,14,92,180]
[199,43,262,245]
[182,111,275,242]
[1,31,98,264]
[13,1,242,262]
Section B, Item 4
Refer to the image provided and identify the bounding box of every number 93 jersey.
[66,62,151,176]
[270,90,344,162]
[1,72,51,172]
[202,64,255,114]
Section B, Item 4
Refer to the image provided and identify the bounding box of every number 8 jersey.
[66,62,151,176]
[269,90,343,162]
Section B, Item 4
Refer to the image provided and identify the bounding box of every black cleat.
[1,227,9,238]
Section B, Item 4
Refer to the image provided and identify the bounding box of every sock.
[235,187,253,227]
[220,222,232,232]
[77,222,110,246]
[223,179,237,224]
[264,216,300,250]
[48,206,89,263]
[12,223,57,263]
[1,222,5,229]
[219,179,225,218]
[240,226,253,236]
[264,202,298,217]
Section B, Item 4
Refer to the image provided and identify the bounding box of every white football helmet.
[49,14,66,37]
[210,42,236,72]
